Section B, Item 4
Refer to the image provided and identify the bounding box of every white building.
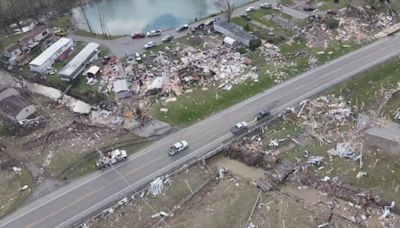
[59,42,100,81]
[113,79,130,99]
[223,36,238,48]
[29,37,74,73]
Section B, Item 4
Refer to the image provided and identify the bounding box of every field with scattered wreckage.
[1,0,400,223]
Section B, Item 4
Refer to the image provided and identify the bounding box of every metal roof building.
[59,42,100,81]
[29,38,74,73]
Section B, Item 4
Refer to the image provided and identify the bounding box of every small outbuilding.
[113,79,130,99]
[85,65,101,78]
[223,36,238,48]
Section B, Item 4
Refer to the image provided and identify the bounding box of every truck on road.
[96,149,128,169]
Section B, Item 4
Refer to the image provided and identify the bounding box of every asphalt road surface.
[3,34,400,228]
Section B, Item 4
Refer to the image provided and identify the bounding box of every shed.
[113,79,130,99]
[85,65,101,78]
[223,36,238,47]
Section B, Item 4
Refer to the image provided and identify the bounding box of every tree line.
[0,0,80,34]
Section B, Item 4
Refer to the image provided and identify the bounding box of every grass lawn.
[74,29,125,40]
[47,16,72,30]
[49,134,149,180]
[0,33,24,51]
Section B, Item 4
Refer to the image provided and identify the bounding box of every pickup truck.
[147,30,162,37]
[230,121,248,135]
[255,109,271,121]
[96,149,128,169]
[168,140,188,156]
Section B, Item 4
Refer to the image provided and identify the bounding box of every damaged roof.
[0,88,33,117]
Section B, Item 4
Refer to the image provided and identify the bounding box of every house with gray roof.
[213,21,260,48]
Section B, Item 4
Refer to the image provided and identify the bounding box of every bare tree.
[77,0,93,34]
[214,0,234,22]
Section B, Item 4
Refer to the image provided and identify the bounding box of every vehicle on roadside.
[230,121,248,135]
[135,52,142,62]
[162,34,174,42]
[102,55,111,65]
[144,41,156,49]
[176,24,189,32]
[240,13,251,21]
[260,3,272,9]
[246,6,256,12]
[54,29,67,37]
[255,109,271,121]
[327,10,338,15]
[131,32,146,39]
[192,23,205,32]
[147,30,162,37]
[205,20,214,26]
[168,140,189,156]
[126,52,134,61]
[96,149,128,169]
[303,6,316,11]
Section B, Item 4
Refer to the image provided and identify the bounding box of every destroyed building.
[0,85,36,123]
[214,21,261,48]
[113,79,130,99]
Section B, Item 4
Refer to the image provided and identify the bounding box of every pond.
[72,0,248,35]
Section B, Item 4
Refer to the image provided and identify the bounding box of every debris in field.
[12,167,22,172]
[307,156,324,166]
[151,211,170,218]
[19,185,29,191]
[149,177,165,196]
[380,201,396,220]
[336,143,357,159]
[356,171,367,178]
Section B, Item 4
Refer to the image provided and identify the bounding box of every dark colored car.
[131,33,146,39]
[176,24,190,32]
[125,52,134,61]
[240,13,251,21]
[255,109,271,121]
[102,56,111,65]
[303,6,316,11]
[327,10,338,15]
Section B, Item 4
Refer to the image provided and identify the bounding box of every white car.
[230,121,248,135]
[168,140,189,156]
[146,30,162,37]
[260,3,272,9]
[144,41,156,49]
[135,52,142,62]
[246,6,256,12]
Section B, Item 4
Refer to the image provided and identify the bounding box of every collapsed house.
[0,85,36,124]
[113,79,130,99]
[29,37,74,73]
[213,21,261,48]
[3,26,51,66]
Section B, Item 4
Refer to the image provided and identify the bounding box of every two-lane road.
[3,35,400,227]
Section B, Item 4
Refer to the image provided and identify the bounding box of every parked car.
[205,20,214,26]
[168,140,188,156]
[230,121,248,135]
[260,3,272,9]
[131,32,146,39]
[176,24,189,32]
[162,34,174,43]
[102,55,111,65]
[303,6,316,11]
[54,29,67,37]
[135,53,142,62]
[255,109,271,121]
[327,10,338,15]
[146,30,162,37]
[246,6,256,12]
[144,41,156,49]
[192,23,205,32]
[125,52,134,61]
[240,13,251,21]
